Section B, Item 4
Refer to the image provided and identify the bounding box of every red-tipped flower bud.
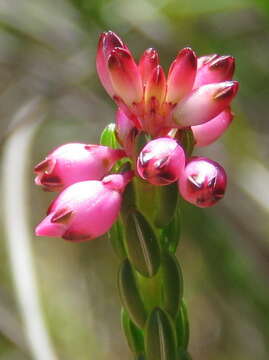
[107,47,143,106]
[137,138,185,186]
[34,143,126,191]
[166,47,197,104]
[178,157,227,207]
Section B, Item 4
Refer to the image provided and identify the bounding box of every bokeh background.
[0,0,269,359]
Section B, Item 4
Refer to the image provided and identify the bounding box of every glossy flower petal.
[194,55,235,88]
[192,107,233,147]
[172,81,239,127]
[107,47,143,106]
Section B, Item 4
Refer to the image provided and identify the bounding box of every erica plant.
[35,31,238,360]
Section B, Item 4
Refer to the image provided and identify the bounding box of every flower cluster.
[35,31,238,241]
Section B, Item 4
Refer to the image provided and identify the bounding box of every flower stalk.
[34,31,239,359]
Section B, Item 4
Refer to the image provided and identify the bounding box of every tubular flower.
[96,31,238,138]
[178,157,227,207]
[137,138,185,186]
[35,172,133,241]
[35,32,239,243]
[34,143,126,191]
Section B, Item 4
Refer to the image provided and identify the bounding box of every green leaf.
[154,183,179,228]
[145,308,177,360]
[123,210,161,277]
[178,348,192,360]
[174,128,195,157]
[121,180,136,215]
[121,308,144,355]
[108,218,126,260]
[160,253,183,317]
[118,259,147,329]
[134,131,151,158]
[176,300,189,350]
[135,354,146,360]
[99,123,119,148]
[160,206,181,253]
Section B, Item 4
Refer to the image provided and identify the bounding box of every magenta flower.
[33,33,241,360]
[35,172,133,241]
[35,31,239,243]
[96,31,238,138]
[137,138,185,186]
[178,157,227,207]
[34,143,125,191]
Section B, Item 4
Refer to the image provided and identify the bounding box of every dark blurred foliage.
[0,0,269,359]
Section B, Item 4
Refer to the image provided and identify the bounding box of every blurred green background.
[0,0,269,359]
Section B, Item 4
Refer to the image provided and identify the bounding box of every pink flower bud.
[194,54,235,88]
[96,31,126,97]
[35,172,133,241]
[137,138,185,186]
[172,81,239,127]
[178,157,227,207]
[192,107,233,147]
[139,48,159,86]
[107,47,143,106]
[166,47,197,104]
[34,143,126,191]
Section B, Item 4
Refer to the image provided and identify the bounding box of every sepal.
[100,123,120,149]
